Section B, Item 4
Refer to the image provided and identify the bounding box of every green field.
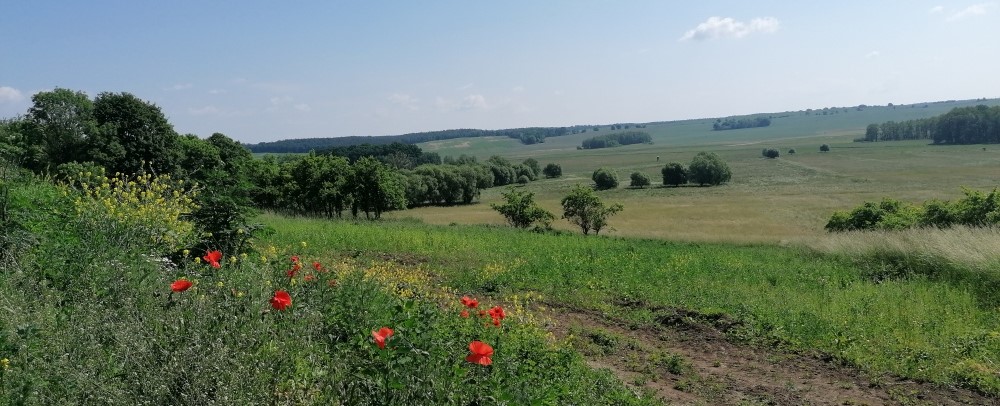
[402,99,1000,243]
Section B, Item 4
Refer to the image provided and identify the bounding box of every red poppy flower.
[488,306,505,320]
[203,250,222,268]
[270,290,292,310]
[371,327,394,349]
[465,341,493,366]
[478,310,487,317]
[460,296,479,309]
[460,310,469,318]
[286,268,298,278]
[488,306,505,326]
[312,261,322,271]
[171,279,192,292]
[304,274,316,282]
[290,255,300,264]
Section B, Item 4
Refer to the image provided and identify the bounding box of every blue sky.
[2,1,998,143]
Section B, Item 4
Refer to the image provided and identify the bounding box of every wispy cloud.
[946,3,995,21]
[0,86,24,103]
[208,89,227,95]
[388,93,420,110]
[165,83,193,91]
[865,50,881,59]
[457,83,474,91]
[679,16,780,41]
[293,103,311,112]
[511,85,525,93]
[929,5,945,13]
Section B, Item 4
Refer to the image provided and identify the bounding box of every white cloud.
[459,94,488,110]
[293,103,311,112]
[679,16,780,41]
[165,83,193,91]
[865,50,881,59]
[388,93,420,110]
[929,5,945,13]
[0,86,24,103]
[946,3,995,21]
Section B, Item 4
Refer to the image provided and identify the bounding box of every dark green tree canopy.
[687,152,731,186]
[91,92,180,175]
[542,163,562,178]
[592,167,619,190]
[661,162,688,186]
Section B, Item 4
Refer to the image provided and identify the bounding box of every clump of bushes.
[825,188,1000,232]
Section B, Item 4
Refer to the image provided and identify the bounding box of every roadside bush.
[592,167,619,190]
[820,144,830,152]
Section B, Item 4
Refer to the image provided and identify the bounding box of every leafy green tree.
[351,157,406,219]
[864,124,880,142]
[629,171,650,188]
[542,163,562,178]
[491,188,554,229]
[592,167,619,190]
[687,152,731,186]
[762,148,779,159]
[560,185,623,235]
[788,148,796,154]
[661,162,688,186]
[24,88,96,171]
[522,158,541,178]
[820,144,830,152]
[89,92,180,175]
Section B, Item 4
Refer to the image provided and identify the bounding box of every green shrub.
[592,167,619,190]
[629,171,650,188]
[661,162,688,186]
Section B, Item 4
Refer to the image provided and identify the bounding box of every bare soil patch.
[541,304,996,405]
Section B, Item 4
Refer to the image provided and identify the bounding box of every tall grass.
[809,226,1000,274]
[263,214,1000,396]
[808,227,1000,306]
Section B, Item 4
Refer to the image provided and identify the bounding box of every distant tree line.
[247,127,570,153]
[861,105,1000,144]
[712,116,771,131]
[825,188,1000,232]
[321,142,441,168]
[580,131,652,149]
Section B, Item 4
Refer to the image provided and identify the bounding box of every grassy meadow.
[402,100,1000,243]
[263,215,1000,395]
